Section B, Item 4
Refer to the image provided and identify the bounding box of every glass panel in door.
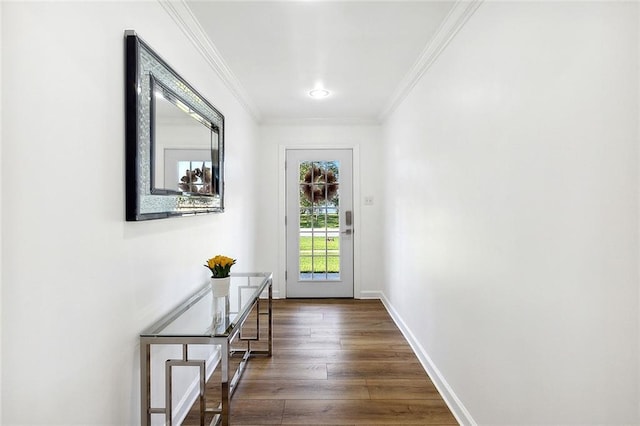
[298,161,340,281]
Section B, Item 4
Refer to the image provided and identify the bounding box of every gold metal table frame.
[140,272,273,426]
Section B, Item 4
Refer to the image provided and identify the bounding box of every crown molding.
[378,0,483,121]
[158,0,262,122]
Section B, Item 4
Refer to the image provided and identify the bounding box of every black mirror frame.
[125,30,225,221]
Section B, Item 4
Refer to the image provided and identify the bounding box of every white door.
[286,149,354,298]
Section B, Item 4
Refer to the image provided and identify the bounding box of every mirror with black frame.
[125,30,224,221]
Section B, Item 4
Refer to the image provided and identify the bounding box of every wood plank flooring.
[183,299,458,425]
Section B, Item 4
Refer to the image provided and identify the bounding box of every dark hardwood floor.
[184,299,458,425]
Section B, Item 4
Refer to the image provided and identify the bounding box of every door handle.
[341,229,352,235]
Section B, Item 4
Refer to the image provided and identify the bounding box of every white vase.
[210,276,230,297]
[211,277,230,328]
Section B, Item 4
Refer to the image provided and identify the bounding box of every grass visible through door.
[299,236,339,273]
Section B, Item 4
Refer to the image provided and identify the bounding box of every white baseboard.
[358,290,383,299]
[379,293,476,426]
[173,349,221,425]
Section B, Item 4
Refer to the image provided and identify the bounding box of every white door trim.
[277,144,361,299]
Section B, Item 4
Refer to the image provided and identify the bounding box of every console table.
[140,272,273,426]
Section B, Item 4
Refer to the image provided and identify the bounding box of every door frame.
[277,144,362,299]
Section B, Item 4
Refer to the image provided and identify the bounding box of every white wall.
[382,1,639,424]
[0,1,3,422]
[637,6,640,421]
[256,123,384,298]
[1,2,258,424]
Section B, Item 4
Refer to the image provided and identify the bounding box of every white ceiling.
[185,1,456,123]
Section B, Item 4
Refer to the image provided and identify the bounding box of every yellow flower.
[204,255,237,278]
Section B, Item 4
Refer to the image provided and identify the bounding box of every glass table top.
[140,272,272,338]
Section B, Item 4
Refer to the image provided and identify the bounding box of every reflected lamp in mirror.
[125,30,225,221]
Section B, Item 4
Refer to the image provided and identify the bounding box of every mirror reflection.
[151,81,220,196]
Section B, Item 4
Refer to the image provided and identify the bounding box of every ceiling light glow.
[309,89,330,99]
